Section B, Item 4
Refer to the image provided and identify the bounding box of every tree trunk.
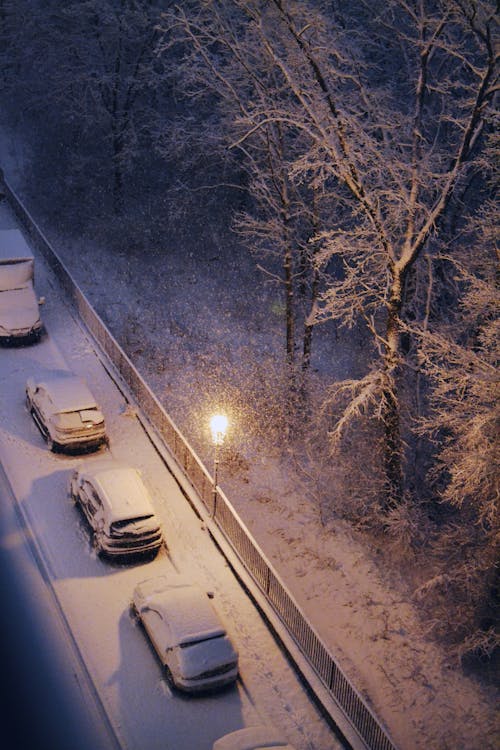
[284,242,294,367]
[383,268,405,509]
[112,131,124,215]
[302,264,318,372]
[279,191,295,373]
[111,28,124,216]
[301,189,320,376]
[382,375,404,510]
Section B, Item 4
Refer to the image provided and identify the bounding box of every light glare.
[210,414,228,445]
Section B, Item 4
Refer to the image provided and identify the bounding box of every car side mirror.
[38,296,45,305]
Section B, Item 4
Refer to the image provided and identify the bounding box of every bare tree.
[1,0,166,212]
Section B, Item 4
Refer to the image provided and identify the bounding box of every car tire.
[130,603,140,621]
[46,436,55,452]
[163,664,175,689]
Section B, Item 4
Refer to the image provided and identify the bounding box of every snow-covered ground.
[0,125,498,750]
[37,227,499,750]
[0,199,340,750]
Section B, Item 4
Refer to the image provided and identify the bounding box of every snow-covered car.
[0,282,43,343]
[213,726,296,750]
[132,575,239,693]
[0,229,44,344]
[26,372,107,452]
[69,460,164,559]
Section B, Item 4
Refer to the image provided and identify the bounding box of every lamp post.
[210,414,228,517]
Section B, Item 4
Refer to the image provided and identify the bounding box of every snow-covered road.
[0,204,341,750]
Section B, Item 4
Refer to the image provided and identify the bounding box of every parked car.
[132,575,239,693]
[0,229,44,344]
[213,726,296,750]
[69,459,164,559]
[26,372,107,452]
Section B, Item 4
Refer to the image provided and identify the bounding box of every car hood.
[0,286,40,330]
[177,635,238,680]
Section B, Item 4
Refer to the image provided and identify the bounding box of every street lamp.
[210,414,228,517]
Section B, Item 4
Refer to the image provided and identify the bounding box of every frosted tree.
[159,2,328,383]
[412,201,499,658]
[280,0,496,508]
[162,0,497,507]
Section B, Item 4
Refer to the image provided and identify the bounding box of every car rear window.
[179,633,225,649]
[110,514,154,530]
[53,412,84,429]
[53,409,104,429]
[80,408,104,423]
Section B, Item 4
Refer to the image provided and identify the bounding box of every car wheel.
[163,664,175,689]
[46,436,55,452]
[25,393,31,410]
[130,603,140,621]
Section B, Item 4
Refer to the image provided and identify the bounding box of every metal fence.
[2,176,397,750]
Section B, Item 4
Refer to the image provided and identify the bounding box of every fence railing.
[2,173,397,750]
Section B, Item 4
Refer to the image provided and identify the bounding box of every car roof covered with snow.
[80,461,156,521]
[134,576,226,646]
[35,374,99,413]
[0,286,40,328]
[0,229,34,262]
[212,726,295,750]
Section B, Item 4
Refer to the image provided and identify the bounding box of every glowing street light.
[210,414,228,516]
[210,414,228,446]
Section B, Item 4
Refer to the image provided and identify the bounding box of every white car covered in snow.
[69,460,164,559]
[213,726,296,750]
[132,575,239,693]
[26,372,107,452]
[0,229,44,343]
